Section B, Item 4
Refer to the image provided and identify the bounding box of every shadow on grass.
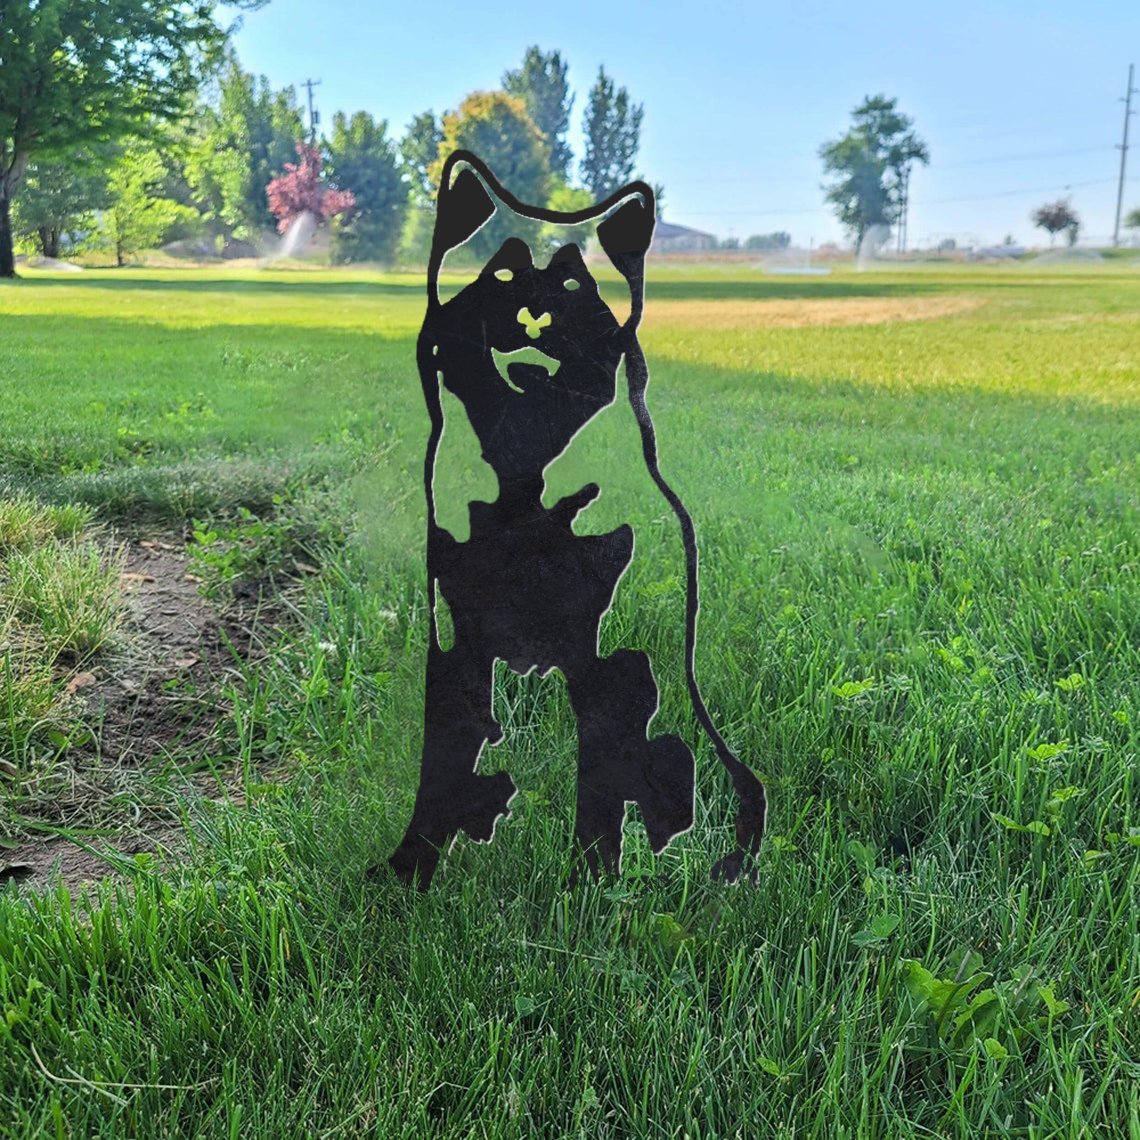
[8,271,920,304]
[0,313,423,520]
[1,306,1134,528]
[4,274,433,298]
[6,264,1121,305]
[4,269,1073,304]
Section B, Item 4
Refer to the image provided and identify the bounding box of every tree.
[99,142,198,266]
[502,47,574,180]
[1126,206,1140,230]
[397,111,444,264]
[324,111,407,264]
[11,151,111,258]
[541,179,595,253]
[431,91,548,258]
[0,0,264,277]
[1031,199,1080,247]
[745,231,792,251]
[580,68,643,200]
[400,111,443,204]
[185,59,304,244]
[265,142,355,234]
[819,95,929,246]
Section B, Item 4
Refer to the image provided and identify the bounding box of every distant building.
[650,220,716,253]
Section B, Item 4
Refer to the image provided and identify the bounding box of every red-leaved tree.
[266,142,356,233]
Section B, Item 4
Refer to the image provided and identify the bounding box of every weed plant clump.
[0,497,123,772]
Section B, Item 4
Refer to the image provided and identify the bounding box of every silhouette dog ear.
[432,165,496,259]
[597,188,655,280]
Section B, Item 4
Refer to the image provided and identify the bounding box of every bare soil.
[0,828,185,893]
[1,537,283,895]
[83,539,247,764]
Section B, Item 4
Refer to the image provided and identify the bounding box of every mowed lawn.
[1,261,1138,1137]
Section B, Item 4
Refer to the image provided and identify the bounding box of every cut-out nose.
[517,307,552,339]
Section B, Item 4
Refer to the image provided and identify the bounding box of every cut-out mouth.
[491,346,561,393]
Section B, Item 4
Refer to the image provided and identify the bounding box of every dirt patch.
[78,539,247,765]
[2,537,284,895]
[1,827,184,894]
[639,294,983,330]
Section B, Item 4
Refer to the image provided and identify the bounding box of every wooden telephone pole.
[302,78,322,145]
[1113,64,1136,247]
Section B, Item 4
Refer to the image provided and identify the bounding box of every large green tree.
[400,111,443,204]
[580,67,643,200]
[324,111,407,265]
[0,0,262,277]
[99,141,197,266]
[185,57,303,245]
[431,91,548,259]
[11,150,111,258]
[819,94,929,246]
[502,47,574,180]
[540,179,595,254]
[395,111,443,264]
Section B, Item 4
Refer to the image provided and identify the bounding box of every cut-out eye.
[563,278,580,291]
[494,269,513,282]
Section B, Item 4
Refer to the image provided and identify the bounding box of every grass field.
[1,260,1139,1137]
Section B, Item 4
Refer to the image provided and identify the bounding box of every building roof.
[653,220,715,241]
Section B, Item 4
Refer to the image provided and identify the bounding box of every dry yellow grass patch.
[634,294,983,331]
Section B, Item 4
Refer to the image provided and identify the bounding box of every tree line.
[0,1,648,275]
[7,4,1132,275]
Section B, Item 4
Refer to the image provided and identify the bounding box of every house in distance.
[650,220,716,253]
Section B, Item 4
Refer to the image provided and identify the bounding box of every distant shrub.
[745,231,792,251]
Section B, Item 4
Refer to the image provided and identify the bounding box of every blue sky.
[232,0,1140,247]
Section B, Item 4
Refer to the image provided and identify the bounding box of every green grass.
[1,497,122,769]
[1,261,1139,1137]
[5,540,125,661]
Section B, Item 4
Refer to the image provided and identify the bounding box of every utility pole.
[897,164,911,254]
[302,77,322,145]
[1113,63,1136,247]
[904,164,910,253]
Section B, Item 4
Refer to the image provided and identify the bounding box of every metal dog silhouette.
[386,151,766,888]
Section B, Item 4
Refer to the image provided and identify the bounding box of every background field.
[1,261,1138,1137]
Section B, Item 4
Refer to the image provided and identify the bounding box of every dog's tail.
[623,339,767,882]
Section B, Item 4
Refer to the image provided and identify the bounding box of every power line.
[916,176,1117,207]
[1113,63,1136,246]
[680,177,1120,218]
[929,111,1103,143]
[945,145,1112,169]
[665,146,1115,189]
[653,107,1107,174]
